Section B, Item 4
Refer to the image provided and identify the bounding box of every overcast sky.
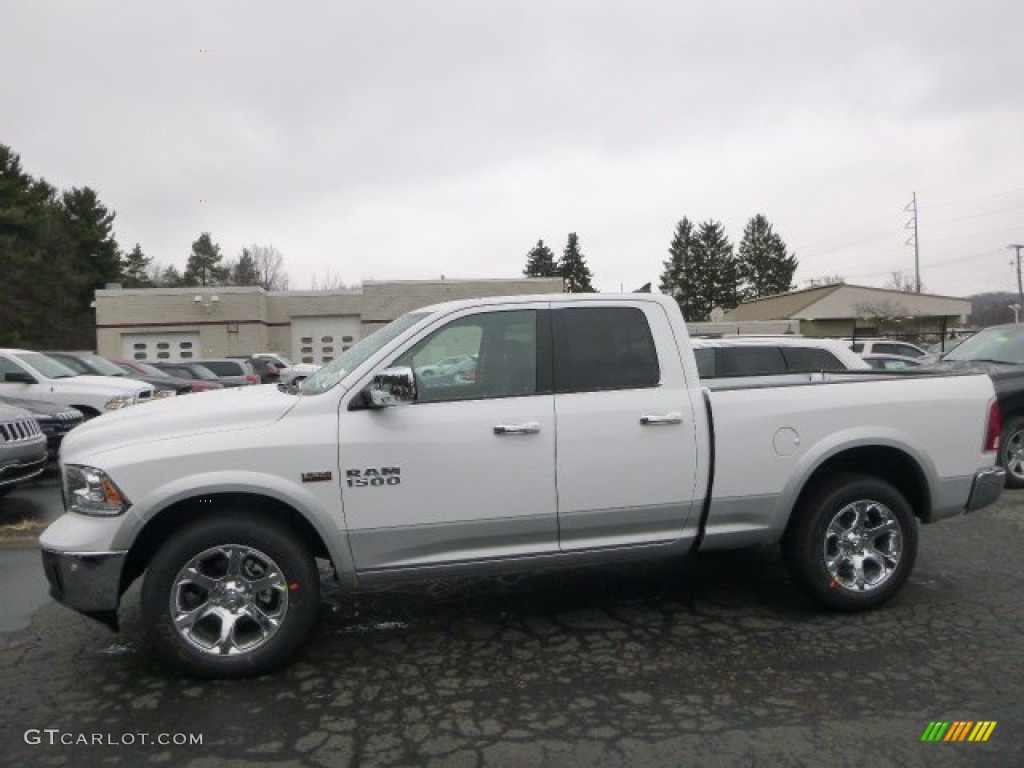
[4,0,1023,297]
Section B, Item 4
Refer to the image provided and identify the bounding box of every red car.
[116,360,224,393]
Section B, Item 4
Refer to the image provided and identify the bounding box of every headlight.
[154,389,176,399]
[104,394,135,410]
[63,465,131,516]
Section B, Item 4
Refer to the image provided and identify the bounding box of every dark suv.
[0,396,83,459]
[0,403,47,496]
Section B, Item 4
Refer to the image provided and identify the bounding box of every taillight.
[246,374,259,384]
[984,400,1001,453]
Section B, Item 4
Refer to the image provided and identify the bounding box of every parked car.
[152,362,236,387]
[417,354,475,379]
[846,339,930,360]
[0,395,84,459]
[242,357,280,384]
[195,358,260,387]
[925,323,1024,487]
[0,349,154,418]
[244,354,319,385]
[44,351,187,397]
[692,336,870,388]
[0,403,47,497]
[117,360,223,393]
[861,354,924,371]
[41,293,1003,677]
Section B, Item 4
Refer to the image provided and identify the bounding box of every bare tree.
[310,269,357,291]
[804,275,846,288]
[884,270,923,294]
[242,244,290,291]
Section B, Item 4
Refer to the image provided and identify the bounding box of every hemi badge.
[301,471,333,483]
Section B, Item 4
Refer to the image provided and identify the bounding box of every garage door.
[122,333,202,363]
[291,317,360,365]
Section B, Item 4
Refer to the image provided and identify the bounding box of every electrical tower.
[904,192,920,293]
[1010,243,1024,319]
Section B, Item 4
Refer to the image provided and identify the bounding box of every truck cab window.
[393,310,542,402]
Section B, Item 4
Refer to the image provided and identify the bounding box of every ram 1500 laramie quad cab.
[40,294,1004,677]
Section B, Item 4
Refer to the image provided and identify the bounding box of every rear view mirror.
[363,366,417,408]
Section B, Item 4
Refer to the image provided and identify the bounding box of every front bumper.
[966,466,1005,513]
[40,548,126,628]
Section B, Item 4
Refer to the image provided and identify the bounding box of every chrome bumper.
[966,466,1005,513]
[40,549,126,628]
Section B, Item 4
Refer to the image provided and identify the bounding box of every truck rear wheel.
[998,414,1024,488]
[141,512,319,678]
[782,473,917,611]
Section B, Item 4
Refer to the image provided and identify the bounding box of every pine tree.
[120,243,152,287]
[688,220,737,321]
[522,239,558,277]
[658,218,699,318]
[160,265,185,287]
[736,214,797,301]
[229,248,260,285]
[559,232,595,293]
[183,232,228,286]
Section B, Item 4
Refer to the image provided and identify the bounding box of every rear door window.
[781,347,847,372]
[717,346,787,377]
[552,307,660,393]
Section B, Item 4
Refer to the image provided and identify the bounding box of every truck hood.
[60,384,302,460]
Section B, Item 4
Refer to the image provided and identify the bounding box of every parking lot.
[0,473,1021,767]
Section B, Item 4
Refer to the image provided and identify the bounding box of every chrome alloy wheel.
[823,500,903,592]
[169,545,289,655]
[1003,427,1024,481]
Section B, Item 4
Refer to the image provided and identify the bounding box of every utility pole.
[904,192,920,293]
[1010,243,1024,318]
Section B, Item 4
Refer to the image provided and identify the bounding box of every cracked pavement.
[0,484,1022,767]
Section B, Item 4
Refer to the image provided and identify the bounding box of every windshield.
[15,352,78,379]
[188,364,221,380]
[301,312,429,395]
[78,353,128,376]
[944,327,1024,365]
[124,361,166,377]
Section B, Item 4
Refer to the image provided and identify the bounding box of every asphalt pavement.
[0,478,1021,767]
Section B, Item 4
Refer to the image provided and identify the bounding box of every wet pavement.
[0,481,1022,767]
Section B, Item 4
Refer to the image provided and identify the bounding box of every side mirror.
[363,366,417,408]
[3,371,36,384]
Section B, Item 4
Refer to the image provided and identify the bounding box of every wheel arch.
[784,445,932,536]
[119,492,337,596]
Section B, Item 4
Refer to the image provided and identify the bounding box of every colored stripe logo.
[921,721,997,742]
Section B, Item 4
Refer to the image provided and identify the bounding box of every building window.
[180,342,193,349]
[181,351,193,358]
[321,336,333,343]
[342,335,353,343]
[134,352,147,360]
[322,356,334,363]
[301,346,312,354]
[302,356,313,364]
[157,342,170,350]
[157,352,169,359]
[133,343,146,350]
[322,346,333,354]
[301,336,312,344]
[342,346,352,352]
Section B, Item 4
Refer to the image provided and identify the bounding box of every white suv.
[692,336,870,388]
[847,339,930,360]
[0,350,154,418]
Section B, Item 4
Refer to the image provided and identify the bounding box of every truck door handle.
[494,422,541,435]
[640,413,683,426]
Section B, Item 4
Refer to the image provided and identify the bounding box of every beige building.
[95,278,564,364]
[727,284,972,339]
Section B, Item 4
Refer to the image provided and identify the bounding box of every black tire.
[782,473,918,611]
[998,414,1024,489]
[142,512,319,678]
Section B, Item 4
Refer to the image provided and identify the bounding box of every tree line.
[522,216,798,320]
[0,144,289,348]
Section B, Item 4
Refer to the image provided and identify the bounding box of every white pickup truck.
[40,294,1004,677]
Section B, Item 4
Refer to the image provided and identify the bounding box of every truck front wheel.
[782,473,918,611]
[141,512,319,678]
